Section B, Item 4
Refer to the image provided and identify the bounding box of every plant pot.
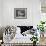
[33,41,36,46]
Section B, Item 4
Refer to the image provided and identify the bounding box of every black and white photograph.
[14,8,27,19]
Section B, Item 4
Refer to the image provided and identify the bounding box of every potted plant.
[37,21,45,37]
[31,35,38,46]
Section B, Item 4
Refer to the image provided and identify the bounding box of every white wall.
[1,0,41,27]
[32,0,41,28]
[0,0,3,26]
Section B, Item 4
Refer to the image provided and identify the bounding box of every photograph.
[14,8,27,19]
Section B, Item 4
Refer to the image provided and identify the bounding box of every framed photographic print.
[14,8,27,19]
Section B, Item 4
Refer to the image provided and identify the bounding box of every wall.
[0,0,3,26]
[32,0,41,28]
[1,0,41,27]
